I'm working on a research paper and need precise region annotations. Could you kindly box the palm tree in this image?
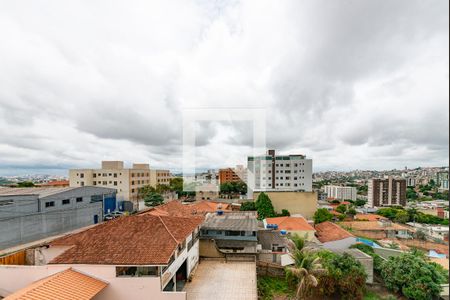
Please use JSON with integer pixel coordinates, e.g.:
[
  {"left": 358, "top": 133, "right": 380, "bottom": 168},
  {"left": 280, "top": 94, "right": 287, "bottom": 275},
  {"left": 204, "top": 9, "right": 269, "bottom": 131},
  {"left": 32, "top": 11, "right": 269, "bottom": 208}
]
[{"left": 286, "top": 235, "right": 325, "bottom": 299}]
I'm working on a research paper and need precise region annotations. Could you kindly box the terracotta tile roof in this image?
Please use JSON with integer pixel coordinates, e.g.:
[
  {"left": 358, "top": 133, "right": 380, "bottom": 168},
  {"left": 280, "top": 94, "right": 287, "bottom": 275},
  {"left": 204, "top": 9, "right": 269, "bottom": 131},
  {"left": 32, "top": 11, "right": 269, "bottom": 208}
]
[
  {"left": 4, "top": 268, "right": 108, "bottom": 300},
  {"left": 339, "top": 221, "right": 412, "bottom": 231},
  {"left": 354, "top": 214, "right": 387, "bottom": 221},
  {"left": 37, "top": 180, "right": 70, "bottom": 187},
  {"left": 315, "top": 221, "right": 354, "bottom": 243},
  {"left": 266, "top": 216, "right": 315, "bottom": 231},
  {"left": 146, "top": 200, "right": 230, "bottom": 217},
  {"left": 330, "top": 210, "right": 343, "bottom": 216},
  {"left": 49, "top": 214, "right": 203, "bottom": 265},
  {"left": 189, "top": 201, "right": 231, "bottom": 214}
]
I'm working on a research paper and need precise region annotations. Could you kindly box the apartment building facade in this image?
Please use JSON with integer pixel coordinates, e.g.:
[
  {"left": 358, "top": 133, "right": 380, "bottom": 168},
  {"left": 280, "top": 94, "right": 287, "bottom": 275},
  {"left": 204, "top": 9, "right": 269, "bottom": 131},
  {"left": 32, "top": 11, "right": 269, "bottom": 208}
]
[
  {"left": 367, "top": 176, "right": 406, "bottom": 207},
  {"left": 323, "top": 185, "right": 357, "bottom": 201},
  {"left": 219, "top": 165, "right": 247, "bottom": 184},
  {"left": 69, "top": 161, "right": 170, "bottom": 208},
  {"left": 247, "top": 149, "right": 312, "bottom": 192}
]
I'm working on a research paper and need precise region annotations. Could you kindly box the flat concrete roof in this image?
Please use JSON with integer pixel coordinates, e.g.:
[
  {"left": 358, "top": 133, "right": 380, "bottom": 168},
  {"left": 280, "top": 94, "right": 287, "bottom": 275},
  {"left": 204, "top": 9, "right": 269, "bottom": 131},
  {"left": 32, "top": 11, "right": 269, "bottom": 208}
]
[
  {"left": 184, "top": 260, "right": 257, "bottom": 300},
  {"left": 202, "top": 212, "right": 258, "bottom": 231}
]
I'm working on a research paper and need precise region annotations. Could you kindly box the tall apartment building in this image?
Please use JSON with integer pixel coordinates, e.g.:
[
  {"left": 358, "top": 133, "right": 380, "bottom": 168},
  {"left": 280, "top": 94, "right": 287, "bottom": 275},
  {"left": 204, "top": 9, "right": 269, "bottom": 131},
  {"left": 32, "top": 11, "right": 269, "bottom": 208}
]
[
  {"left": 436, "top": 171, "right": 449, "bottom": 191},
  {"left": 367, "top": 176, "right": 406, "bottom": 208},
  {"left": 219, "top": 165, "right": 247, "bottom": 184},
  {"left": 69, "top": 161, "right": 170, "bottom": 207},
  {"left": 247, "top": 149, "right": 312, "bottom": 192},
  {"left": 323, "top": 185, "right": 357, "bottom": 201}
]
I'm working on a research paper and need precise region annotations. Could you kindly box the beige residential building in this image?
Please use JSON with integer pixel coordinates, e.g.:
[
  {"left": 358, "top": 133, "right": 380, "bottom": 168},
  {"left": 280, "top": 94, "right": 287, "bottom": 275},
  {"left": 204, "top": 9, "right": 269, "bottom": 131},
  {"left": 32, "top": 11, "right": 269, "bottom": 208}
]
[{"left": 69, "top": 161, "right": 170, "bottom": 207}]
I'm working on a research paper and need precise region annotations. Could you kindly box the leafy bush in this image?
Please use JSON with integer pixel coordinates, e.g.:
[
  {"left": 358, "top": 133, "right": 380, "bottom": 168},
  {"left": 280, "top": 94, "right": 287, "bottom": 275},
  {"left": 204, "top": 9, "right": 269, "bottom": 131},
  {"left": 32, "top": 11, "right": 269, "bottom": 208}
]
[
  {"left": 315, "top": 251, "right": 367, "bottom": 300},
  {"left": 313, "top": 208, "right": 333, "bottom": 224},
  {"left": 257, "top": 276, "right": 293, "bottom": 300},
  {"left": 240, "top": 201, "right": 256, "bottom": 211},
  {"left": 279, "top": 209, "right": 290, "bottom": 216},
  {"left": 336, "top": 204, "right": 347, "bottom": 214},
  {"left": 380, "top": 252, "right": 446, "bottom": 300}
]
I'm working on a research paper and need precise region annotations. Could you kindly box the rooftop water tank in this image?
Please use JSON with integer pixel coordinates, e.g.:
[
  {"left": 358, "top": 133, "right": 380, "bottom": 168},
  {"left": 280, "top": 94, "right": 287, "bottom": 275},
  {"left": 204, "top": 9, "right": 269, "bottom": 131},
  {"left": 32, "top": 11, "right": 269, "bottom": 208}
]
[
  {"left": 280, "top": 230, "right": 287, "bottom": 235},
  {"left": 217, "top": 210, "right": 224, "bottom": 215}
]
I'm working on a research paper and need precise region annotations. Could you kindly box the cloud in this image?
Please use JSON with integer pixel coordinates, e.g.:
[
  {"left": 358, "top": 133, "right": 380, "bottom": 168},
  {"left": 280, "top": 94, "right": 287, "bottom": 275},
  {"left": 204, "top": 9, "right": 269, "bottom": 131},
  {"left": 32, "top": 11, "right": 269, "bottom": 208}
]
[{"left": 0, "top": 0, "right": 448, "bottom": 175}]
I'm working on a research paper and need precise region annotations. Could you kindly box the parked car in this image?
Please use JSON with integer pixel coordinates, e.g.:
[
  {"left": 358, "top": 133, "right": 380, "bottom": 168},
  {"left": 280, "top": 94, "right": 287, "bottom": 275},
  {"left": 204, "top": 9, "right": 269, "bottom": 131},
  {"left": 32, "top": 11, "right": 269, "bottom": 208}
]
[
  {"left": 103, "top": 214, "right": 114, "bottom": 221},
  {"left": 111, "top": 211, "right": 124, "bottom": 218}
]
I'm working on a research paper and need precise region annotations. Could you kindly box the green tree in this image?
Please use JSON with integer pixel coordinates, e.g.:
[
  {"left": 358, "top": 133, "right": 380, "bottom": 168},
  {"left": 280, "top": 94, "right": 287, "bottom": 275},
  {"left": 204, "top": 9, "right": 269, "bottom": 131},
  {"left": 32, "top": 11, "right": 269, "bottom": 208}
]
[
  {"left": 406, "top": 187, "right": 418, "bottom": 200},
  {"left": 380, "top": 252, "right": 446, "bottom": 300},
  {"left": 313, "top": 208, "right": 333, "bottom": 224},
  {"left": 286, "top": 236, "right": 325, "bottom": 299},
  {"left": 255, "top": 193, "right": 276, "bottom": 220},
  {"left": 240, "top": 201, "right": 256, "bottom": 211},
  {"left": 169, "top": 177, "right": 183, "bottom": 193},
  {"left": 354, "top": 199, "right": 367, "bottom": 207},
  {"left": 17, "top": 181, "right": 35, "bottom": 187},
  {"left": 315, "top": 251, "right": 367, "bottom": 299},
  {"left": 138, "top": 185, "right": 156, "bottom": 199},
  {"left": 394, "top": 210, "right": 409, "bottom": 223},
  {"left": 155, "top": 184, "right": 170, "bottom": 194},
  {"left": 144, "top": 192, "right": 164, "bottom": 207},
  {"left": 336, "top": 204, "right": 347, "bottom": 214},
  {"left": 347, "top": 207, "right": 357, "bottom": 216}
]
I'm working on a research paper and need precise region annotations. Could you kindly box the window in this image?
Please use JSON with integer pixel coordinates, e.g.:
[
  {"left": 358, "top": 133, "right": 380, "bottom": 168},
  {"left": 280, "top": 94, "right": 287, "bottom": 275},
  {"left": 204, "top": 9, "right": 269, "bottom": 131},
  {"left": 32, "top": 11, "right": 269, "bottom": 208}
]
[
  {"left": 116, "top": 266, "right": 158, "bottom": 277},
  {"left": 76, "top": 197, "right": 83, "bottom": 203},
  {"left": 109, "top": 173, "right": 112, "bottom": 176},
  {"left": 81, "top": 182, "right": 84, "bottom": 186},
  {"left": 45, "top": 201, "right": 55, "bottom": 208},
  {"left": 90, "top": 195, "right": 103, "bottom": 203},
  {"left": 114, "top": 173, "right": 117, "bottom": 178},
  {"left": 225, "top": 231, "right": 242, "bottom": 236},
  {"left": 103, "top": 181, "right": 107, "bottom": 185},
  {"left": 62, "top": 199, "right": 70, "bottom": 205},
  {"left": 102, "top": 173, "right": 107, "bottom": 177},
  {"left": 93, "top": 182, "right": 97, "bottom": 186},
  {"left": 132, "top": 181, "right": 135, "bottom": 185},
  {"left": 80, "top": 173, "right": 84, "bottom": 178},
  {"left": 0, "top": 200, "right": 13, "bottom": 206},
  {"left": 114, "top": 181, "right": 117, "bottom": 186},
  {"left": 93, "top": 173, "right": 96, "bottom": 178}
]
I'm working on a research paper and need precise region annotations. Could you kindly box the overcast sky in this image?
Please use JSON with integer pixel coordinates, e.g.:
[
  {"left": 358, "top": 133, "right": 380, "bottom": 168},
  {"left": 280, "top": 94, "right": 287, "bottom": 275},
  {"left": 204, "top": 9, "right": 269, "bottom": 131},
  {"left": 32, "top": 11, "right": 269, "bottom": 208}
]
[{"left": 0, "top": 0, "right": 448, "bottom": 175}]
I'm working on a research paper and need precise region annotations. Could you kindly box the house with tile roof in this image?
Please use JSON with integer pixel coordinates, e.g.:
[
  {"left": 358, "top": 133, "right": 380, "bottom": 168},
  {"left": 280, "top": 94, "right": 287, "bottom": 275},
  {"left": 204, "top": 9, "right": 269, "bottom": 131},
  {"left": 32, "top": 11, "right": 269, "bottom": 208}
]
[
  {"left": 315, "top": 221, "right": 357, "bottom": 249},
  {"left": 339, "top": 219, "right": 413, "bottom": 240},
  {"left": 354, "top": 213, "right": 387, "bottom": 222},
  {"left": 146, "top": 200, "right": 231, "bottom": 218},
  {"left": 3, "top": 268, "right": 108, "bottom": 300},
  {"left": 264, "top": 216, "right": 316, "bottom": 241},
  {"left": 0, "top": 213, "right": 203, "bottom": 300}
]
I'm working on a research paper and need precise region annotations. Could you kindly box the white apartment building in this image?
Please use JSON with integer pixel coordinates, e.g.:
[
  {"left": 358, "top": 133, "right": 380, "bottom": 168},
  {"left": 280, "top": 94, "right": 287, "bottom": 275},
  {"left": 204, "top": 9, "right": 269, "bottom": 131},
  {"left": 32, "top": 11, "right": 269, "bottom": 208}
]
[
  {"left": 323, "top": 185, "right": 357, "bottom": 201},
  {"left": 247, "top": 149, "right": 312, "bottom": 192},
  {"left": 69, "top": 161, "right": 170, "bottom": 208},
  {"left": 406, "top": 177, "right": 417, "bottom": 187}
]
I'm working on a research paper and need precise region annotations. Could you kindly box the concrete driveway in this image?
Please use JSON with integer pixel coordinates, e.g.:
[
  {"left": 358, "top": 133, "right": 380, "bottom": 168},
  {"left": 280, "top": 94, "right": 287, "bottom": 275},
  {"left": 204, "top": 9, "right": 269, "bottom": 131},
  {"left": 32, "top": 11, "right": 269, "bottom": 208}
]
[{"left": 184, "top": 260, "right": 257, "bottom": 300}]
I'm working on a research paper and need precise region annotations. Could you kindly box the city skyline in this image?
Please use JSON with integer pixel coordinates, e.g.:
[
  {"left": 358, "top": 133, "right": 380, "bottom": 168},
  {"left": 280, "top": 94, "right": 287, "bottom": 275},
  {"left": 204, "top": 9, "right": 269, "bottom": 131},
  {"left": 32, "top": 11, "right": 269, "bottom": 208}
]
[{"left": 0, "top": 0, "right": 448, "bottom": 175}]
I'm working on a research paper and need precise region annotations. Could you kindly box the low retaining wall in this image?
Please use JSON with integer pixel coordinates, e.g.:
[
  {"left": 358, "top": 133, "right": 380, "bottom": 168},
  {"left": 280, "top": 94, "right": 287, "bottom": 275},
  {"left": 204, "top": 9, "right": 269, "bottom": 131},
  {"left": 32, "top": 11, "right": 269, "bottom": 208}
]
[{"left": 257, "top": 261, "right": 285, "bottom": 278}]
